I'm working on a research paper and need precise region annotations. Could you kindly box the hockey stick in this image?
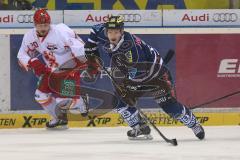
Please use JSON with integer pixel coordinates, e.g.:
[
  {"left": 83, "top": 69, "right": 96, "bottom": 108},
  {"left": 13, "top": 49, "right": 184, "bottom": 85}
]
[
  {"left": 163, "top": 49, "right": 175, "bottom": 65},
  {"left": 101, "top": 65, "right": 178, "bottom": 146},
  {"left": 138, "top": 109, "right": 178, "bottom": 146},
  {"left": 190, "top": 90, "right": 240, "bottom": 109}
]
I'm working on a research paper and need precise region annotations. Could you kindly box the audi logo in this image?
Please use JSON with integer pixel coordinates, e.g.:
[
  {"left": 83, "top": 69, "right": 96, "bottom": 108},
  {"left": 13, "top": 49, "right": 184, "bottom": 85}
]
[
  {"left": 118, "top": 14, "right": 141, "bottom": 22},
  {"left": 212, "top": 13, "right": 238, "bottom": 22},
  {"left": 17, "top": 14, "right": 34, "bottom": 23}
]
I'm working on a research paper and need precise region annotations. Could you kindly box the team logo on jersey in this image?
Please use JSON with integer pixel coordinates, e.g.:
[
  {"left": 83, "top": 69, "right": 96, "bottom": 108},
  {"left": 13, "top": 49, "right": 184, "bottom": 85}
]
[
  {"left": 47, "top": 43, "right": 58, "bottom": 51},
  {"left": 125, "top": 51, "right": 133, "bottom": 63},
  {"left": 26, "top": 41, "right": 38, "bottom": 57}
]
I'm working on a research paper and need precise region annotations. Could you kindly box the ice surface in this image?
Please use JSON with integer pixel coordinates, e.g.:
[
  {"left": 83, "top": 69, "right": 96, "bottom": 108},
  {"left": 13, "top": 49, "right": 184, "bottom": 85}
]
[{"left": 0, "top": 126, "right": 239, "bottom": 160}]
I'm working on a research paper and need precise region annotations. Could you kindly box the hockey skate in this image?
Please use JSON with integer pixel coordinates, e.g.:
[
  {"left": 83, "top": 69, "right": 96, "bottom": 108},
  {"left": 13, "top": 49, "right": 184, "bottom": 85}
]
[
  {"left": 191, "top": 123, "right": 205, "bottom": 140},
  {"left": 46, "top": 119, "right": 68, "bottom": 130},
  {"left": 80, "top": 94, "right": 89, "bottom": 117},
  {"left": 56, "top": 95, "right": 89, "bottom": 117},
  {"left": 127, "top": 123, "right": 153, "bottom": 140}
]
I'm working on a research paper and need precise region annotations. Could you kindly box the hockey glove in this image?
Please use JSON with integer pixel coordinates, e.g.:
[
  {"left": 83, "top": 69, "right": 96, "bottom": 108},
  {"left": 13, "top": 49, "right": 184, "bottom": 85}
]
[{"left": 28, "top": 58, "right": 51, "bottom": 77}]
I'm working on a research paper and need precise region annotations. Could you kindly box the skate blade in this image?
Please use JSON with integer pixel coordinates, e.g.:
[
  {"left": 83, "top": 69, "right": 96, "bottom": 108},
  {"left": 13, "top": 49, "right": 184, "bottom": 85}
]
[
  {"left": 46, "top": 125, "right": 69, "bottom": 130},
  {"left": 128, "top": 134, "right": 153, "bottom": 140}
]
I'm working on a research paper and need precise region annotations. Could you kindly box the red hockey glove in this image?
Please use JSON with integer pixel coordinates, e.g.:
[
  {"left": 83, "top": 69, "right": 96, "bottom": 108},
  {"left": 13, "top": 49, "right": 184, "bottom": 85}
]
[{"left": 28, "top": 58, "right": 51, "bottom": 77}]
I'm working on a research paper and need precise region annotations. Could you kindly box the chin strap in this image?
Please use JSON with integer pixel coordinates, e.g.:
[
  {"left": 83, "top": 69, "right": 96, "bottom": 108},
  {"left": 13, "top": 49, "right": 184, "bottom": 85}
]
[{"left": 109, "top": 35, "right": 125, "bottom": 52}]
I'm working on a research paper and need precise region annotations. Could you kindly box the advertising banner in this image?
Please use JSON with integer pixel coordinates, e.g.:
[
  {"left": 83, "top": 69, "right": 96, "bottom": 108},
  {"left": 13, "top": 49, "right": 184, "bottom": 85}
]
[
  {"left": 1, "top": 9, "right": 240, "bottom": 28},
  {"left": 24, "top": 0, "right": 231, "bottom": 10},
  {"left": 0, "top": 112, "right": 239, "bottom": 129},
  {"left": 9, "top": 33, "right": 240, "bottom": 110},
  {"left": 163, "top": 9, "right": 240, "bottom": 27},
  {"left": 176, "top": 34, "right": 240, "bottom": 108},
  {"left": 10, "top": 34, "right": 175, "bottom": 110},
  {"left": 64, "top": 10, "right": 162, "bottom": 27},
  {"left": 0, "top": 11, "right": 63, "bottom": 28},
  {"left": 5, "top": 31, "right": 240, "bottom": 111}
]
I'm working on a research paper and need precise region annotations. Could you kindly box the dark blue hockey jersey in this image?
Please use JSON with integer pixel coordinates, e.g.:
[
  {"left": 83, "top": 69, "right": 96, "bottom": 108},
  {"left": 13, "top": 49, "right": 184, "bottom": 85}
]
[{"left": 86, "top": 23, "right": 163, "bottom": 82}]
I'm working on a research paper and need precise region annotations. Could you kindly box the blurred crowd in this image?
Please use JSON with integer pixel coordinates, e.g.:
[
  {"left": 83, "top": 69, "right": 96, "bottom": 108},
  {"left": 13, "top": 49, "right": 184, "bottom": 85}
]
[{"left": 0, "top": 0, "right": 33, "bottom": 10}]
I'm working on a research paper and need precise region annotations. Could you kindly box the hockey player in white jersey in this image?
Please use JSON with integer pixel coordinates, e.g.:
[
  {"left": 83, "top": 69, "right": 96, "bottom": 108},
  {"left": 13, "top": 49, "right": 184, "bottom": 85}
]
[{"left": 17, "top": 9, "right": 88, "bottom": 129}]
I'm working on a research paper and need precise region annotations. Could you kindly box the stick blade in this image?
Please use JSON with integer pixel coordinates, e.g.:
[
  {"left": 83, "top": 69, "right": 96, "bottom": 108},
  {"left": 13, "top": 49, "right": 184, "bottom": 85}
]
[{"left": 171, "top": 138, "right": 178, "bottom": 146}]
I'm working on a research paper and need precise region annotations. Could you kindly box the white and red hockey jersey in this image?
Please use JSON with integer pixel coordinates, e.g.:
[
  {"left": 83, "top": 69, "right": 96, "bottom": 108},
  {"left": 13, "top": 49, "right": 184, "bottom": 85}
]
[{"left": 17, "top": 23, "right": 85, "bottom": 71}]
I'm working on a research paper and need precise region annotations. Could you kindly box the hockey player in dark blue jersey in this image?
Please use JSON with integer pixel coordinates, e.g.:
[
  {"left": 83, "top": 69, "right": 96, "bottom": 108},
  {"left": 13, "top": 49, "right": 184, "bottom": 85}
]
[{"left": 85, "top": 16, "right": 205, "bottom": 140}]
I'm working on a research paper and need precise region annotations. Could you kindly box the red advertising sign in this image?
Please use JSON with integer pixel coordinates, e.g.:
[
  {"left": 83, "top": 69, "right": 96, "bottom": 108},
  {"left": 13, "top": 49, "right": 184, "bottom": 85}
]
[{"left": 176, "top": 34, "right": 240, "bottom": 108}]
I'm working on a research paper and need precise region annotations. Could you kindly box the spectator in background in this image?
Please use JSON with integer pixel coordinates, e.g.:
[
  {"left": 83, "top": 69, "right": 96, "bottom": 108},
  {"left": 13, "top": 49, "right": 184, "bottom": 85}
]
[
  {"left": 0, "top": 0, "right": 15, "bottom": 9},
  {"left": 12, "top": 0, "right": 33, "bottom": 10},
  {"left": 31, "top": 0, "right": 48, "bottom": 9},
  {"left": 0, "top": 0, "right": 32, "bottom": 10},
  {"left": 229, "top": 0, "right": 240, "bottom": 8}
]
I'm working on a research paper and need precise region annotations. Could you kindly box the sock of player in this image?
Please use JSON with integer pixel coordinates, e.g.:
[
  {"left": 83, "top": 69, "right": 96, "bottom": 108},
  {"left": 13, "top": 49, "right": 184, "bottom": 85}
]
[
  {"left": 41, "top": 98, "right": 58, "bottom": 120},
  {"left": 35, "top": 90, "right": 58, "bottom": 120},
  {"left": 161, "top": 101, "right": 198, "bottom": 128},
  {"left": 116, "top": 106, "right": 141, "bottom": 127}
]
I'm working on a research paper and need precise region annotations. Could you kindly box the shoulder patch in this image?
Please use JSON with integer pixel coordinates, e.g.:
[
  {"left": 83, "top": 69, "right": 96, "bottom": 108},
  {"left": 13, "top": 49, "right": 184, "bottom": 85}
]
[
  {"left": 133, "top": 35, "right": 142, "bottom": 46},
  {"left": 93, "top": 23, "right": 105, "bottom": 33}
]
